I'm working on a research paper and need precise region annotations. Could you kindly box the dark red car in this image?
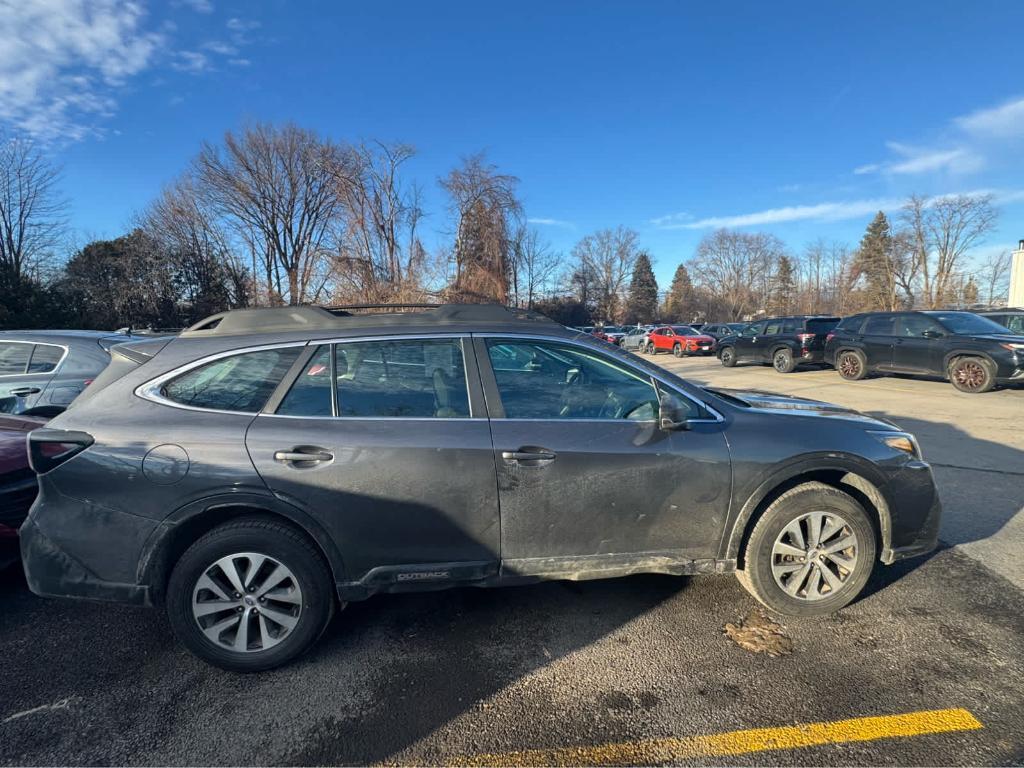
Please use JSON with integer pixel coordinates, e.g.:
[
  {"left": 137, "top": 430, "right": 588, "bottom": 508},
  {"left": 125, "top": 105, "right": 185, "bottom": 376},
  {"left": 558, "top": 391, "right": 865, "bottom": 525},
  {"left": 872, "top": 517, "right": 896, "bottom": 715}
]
[
  {"left": 0, "top": 414, "right": 46, "bottom": 569},
  {"left": 644, "top": 325, "right": 717, "bottom": 357}
]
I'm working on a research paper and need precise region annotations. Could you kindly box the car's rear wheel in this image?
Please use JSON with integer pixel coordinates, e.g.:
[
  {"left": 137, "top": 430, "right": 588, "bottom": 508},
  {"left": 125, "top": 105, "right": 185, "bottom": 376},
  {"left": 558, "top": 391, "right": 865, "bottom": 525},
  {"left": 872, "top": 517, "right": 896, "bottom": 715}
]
[
  {"left": 167, "top": 517, "right": 335, "bottom": 672},
  {"left": 772, "top": 348, "right": 795, "bottom": 373},
  {"left": 836, "top": 350, "right": 867, "bottom": 381},
  {"left": 948, "top": 356, "right": 996, "bottom": 394},
  {"left": 737, "top": 482, "right": 876, "bottom": 616},
  {"left": 673, "top": 343, "right": 684, "bottom": 358}
]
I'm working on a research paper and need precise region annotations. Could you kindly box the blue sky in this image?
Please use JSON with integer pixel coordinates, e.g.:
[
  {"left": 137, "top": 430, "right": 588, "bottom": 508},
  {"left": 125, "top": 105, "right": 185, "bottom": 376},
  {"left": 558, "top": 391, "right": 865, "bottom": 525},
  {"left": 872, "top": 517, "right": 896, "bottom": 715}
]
[{"left": 3, "top": 0, "right": 1023, "bottom": 286}]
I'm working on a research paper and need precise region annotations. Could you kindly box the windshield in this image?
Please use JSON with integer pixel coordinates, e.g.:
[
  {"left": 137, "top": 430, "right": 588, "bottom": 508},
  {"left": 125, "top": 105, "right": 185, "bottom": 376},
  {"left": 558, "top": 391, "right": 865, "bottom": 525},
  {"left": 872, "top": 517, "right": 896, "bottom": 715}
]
[
  {"left": 929, "top": 312, "right": 1011, "bottom": 335},
  {"left": 602, "top": 326, "right": 622, "bottom": 333}
]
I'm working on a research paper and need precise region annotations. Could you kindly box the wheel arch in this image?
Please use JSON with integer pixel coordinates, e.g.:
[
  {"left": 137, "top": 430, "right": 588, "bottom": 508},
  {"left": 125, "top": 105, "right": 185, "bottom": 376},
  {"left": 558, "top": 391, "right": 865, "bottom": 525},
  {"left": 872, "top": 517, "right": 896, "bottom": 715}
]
[
  {"left": 724, "top": 462, "right": 892, "bottom": 568},
  {"left": 138, "top": 490, "right": 346, "bottom": 605},
  {"left": 942, "top": 349, "right": 998, "bottom": 374}
]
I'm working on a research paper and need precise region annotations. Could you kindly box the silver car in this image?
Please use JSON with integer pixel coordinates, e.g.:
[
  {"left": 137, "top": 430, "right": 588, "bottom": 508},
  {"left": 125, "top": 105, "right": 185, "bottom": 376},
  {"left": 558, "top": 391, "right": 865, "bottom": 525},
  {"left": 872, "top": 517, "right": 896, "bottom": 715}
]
[{"left": 621, "top": 325, "right": 655, "bottom": 351}]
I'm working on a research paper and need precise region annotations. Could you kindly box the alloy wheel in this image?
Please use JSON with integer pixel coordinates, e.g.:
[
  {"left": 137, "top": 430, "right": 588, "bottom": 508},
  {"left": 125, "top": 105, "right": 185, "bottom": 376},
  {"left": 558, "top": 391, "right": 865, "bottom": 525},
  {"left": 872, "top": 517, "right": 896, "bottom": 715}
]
[
  {"left": 952, "top": 360, "right": 986, "bottom": 391},
  {"left": 774, "top": 351, "right": 789, "bottom": 371},
  {"left": 839, "top": 353, "right": 861, "bottom": 378},
  {"left": 191, "top": 552, "right": 303, "bottom": 653},
  {"left": 770, "top": 512, "right": 859, "bottom": 601}
]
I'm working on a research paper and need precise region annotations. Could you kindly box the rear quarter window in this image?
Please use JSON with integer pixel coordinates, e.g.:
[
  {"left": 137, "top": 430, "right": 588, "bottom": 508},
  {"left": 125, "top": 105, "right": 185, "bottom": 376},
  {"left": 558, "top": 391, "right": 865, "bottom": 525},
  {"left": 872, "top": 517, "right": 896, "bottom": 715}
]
[
  {"left": 806, "top": 318, "right": 840, "bottom": 334},
  {"left": 160, "top": 348, "right": 301, "bottom": 413}
]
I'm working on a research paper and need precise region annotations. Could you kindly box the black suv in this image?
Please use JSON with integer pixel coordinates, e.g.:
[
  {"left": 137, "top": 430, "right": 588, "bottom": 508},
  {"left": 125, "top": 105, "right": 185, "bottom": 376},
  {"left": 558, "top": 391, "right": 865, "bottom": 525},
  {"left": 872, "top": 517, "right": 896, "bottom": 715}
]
[
  {"left": 716, "top": 315, "right": 840, "bottom": 373},
  {"left": 22, "top": 304, "right": 940, "bottom": 670},
  {"left": 824, "top": 310, "right": 1024, "bottom": 393}
]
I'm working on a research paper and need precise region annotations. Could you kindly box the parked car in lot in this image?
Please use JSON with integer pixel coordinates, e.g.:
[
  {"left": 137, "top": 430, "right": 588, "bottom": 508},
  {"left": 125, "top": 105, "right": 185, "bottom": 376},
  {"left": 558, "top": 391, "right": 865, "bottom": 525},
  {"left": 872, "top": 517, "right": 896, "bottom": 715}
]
[
  {"left": 594, "top": 325, "right": 627, "bottom": 345},
  {"left": 979, "top": 308, "right": 1024, "bottom": 335},
  {"left": 825, "top": 310, "right": 1024, "bottom": 393},
  {"left": 644, "top": 325, "right": 716, "bottom": 356},
  {"left": 702, "top": 322, "right": 746, "bottom": 339},
  {"left": 620, "top": 324, "right": 655, "bottom": 351},
  {"left": 22, "top": 303, "right": 941, "bottom": 671},
  {"left": 717, "top": 315, "right": 840, "bottom": 372},
  {"left": 0, "top": 330, "right": 136, "bottom": 415},
  {"left": 0, "top": 414, "right": 48, "bottom": 570}
]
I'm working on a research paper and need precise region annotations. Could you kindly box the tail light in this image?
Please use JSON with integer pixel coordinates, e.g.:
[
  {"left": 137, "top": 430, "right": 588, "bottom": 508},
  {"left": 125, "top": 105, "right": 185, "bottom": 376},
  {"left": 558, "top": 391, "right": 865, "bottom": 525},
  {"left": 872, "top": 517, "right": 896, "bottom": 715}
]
[
  {"left": 28, "top": 428, "right": 94, "bottom": 474},
  {"left": 797, "top": 333, "right": 815, "bottom": 344},
  {"left": 825, "top": 332, "right": 835, "bottom": 343}
]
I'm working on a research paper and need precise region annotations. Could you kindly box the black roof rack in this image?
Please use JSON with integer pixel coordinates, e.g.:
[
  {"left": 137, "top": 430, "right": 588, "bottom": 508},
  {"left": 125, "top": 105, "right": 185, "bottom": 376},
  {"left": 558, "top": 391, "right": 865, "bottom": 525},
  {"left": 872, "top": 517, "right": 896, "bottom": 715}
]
[{"left": 180, "top": 303, "right": 557, "bottom": 337}]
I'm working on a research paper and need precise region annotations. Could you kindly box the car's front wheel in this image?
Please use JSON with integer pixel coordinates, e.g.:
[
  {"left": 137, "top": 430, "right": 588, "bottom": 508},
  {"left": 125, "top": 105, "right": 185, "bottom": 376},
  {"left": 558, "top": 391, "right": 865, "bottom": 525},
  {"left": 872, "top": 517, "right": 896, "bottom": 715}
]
[
  {"left": 948, "top": 356, "right": 996, "bottom": 394},
  {"left": 737, "top": 482, "right": 876, "bottom": 616},
  {"left": 167, "top": 517, "right": 335, "bottom": 672},
  {"left": 673, "top": 343, "right": 684, "bottom": 358},
  {"left": 720, "top": 346, "right": 737, "bottom": 367},
  {"left": 836, "top": 350, "right": 868, "bottom": 381},
  {"left": 646, "top": 342, "right": 657, "bottom": 355}
]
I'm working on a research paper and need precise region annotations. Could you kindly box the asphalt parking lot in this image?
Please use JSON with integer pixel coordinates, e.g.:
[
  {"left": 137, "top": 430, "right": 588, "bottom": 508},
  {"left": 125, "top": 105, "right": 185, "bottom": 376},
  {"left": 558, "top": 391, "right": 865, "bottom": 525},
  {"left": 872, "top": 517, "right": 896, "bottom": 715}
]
[{"left": 2, "top": 356, "right": 1023, "bottom": 766}]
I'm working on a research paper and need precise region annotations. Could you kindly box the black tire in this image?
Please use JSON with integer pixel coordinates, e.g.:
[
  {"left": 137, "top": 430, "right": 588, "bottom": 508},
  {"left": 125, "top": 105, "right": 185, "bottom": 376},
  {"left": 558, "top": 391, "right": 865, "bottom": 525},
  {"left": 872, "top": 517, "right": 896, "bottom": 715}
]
[
  {"left": 836, "top": 349, "right": 868, "bottom": 381},
  {"left": 772, "top": 347, "right": 795, "bottom": 373},
  {"left": 646, "top": 342, "right": 657, "bottom": 355},
  {"left": 167, "top": 517, "right": 335, "bottom": 672},
  {"left": 720, "top": 346, "right": 737, "bottom": 367},
  {"left": 737, "top": 482, "right": 876, "bottom": 616},
  {"left": 672, "top": 343, "right": 684, "bottom": 358},
  {"left": 948, "top": 356, "right": 996, "bottom": 394}
]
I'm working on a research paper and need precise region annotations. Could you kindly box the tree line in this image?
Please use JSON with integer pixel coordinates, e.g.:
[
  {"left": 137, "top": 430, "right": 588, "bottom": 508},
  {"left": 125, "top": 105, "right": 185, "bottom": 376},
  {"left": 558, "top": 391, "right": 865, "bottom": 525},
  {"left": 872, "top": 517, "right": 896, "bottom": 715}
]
[{"left": 0, "top": 124, "right": 1013, "bottom": 332}]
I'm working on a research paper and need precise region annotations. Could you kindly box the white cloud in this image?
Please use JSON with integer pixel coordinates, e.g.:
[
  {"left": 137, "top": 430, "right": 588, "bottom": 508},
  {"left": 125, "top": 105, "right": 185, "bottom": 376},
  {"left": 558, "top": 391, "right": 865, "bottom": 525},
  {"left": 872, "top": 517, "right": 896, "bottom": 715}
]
[
  {"left": 0, "top": 0, "right": 163, "bottom": 141},
  {"left": 650, "top": 211, "right": 693, "bottom": 227},
  {"left": 172, "top": 51, "right": 209, "bottom": 73},
  {"left": 227, "top": 17, "right": 260, "bottom": 33},
  {"left": 671, "top": 189, "right": 1024, "bottom": 231},
  {"left": 527, "top": 217, "right": 573, "bottom": 228},
  {"left": 202, "top": 40, "right": 238, "bottom": 55},
  {"left": 228, "top": 58, "right": 251, "bottom": 67},
  {"left": 955, "top": 96, "right": 1024, "bottom": 139},
  {"left": 181, "top": 0, "right": 213, "bottom": 12},
  {"left": 885, "top": 142, "right": 984, "bottom": 175}
]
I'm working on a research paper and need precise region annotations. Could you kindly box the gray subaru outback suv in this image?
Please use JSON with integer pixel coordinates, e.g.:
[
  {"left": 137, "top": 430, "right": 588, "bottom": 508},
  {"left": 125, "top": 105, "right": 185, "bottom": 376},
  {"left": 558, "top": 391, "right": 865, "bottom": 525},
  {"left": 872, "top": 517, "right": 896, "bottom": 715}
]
[{"left": 21, "top": 304, "right": 941, "bottom": 671}]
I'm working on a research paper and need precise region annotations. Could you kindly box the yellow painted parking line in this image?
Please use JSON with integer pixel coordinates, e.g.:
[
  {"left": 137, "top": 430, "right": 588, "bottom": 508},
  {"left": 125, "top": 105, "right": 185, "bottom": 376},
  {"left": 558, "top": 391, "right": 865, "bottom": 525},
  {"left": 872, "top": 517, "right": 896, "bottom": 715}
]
[{"left": 460, "top": 708, "right": 982, "bottom": 766}]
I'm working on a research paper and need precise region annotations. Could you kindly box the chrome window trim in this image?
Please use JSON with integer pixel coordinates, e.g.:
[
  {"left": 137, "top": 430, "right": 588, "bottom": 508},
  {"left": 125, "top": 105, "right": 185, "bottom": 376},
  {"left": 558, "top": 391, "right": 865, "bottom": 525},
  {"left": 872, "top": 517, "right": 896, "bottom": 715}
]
[
  {"left": 0, "top": 340, "right": 69, "bottom": 378},
  {"left": 478, "top": 332, "right": 725, "bottom": 424},
  {"left": 135, "top": 341, "right": 309, "bottom": 415}
]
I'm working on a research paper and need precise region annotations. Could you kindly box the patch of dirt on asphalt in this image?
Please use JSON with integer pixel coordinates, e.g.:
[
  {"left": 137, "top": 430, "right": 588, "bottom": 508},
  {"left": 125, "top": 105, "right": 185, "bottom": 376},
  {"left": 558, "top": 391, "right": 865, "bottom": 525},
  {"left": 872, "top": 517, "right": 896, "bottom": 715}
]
[{"left": 724, "top": 610, "right": 793, "bottom": 656}]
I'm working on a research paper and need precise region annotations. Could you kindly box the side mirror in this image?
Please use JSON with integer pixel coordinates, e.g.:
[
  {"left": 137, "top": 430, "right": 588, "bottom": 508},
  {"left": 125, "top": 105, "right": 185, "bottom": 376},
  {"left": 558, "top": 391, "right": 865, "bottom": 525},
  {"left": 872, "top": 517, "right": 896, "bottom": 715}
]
[{"left": 659, "top": 391, "right": 691, "bottom": 431}]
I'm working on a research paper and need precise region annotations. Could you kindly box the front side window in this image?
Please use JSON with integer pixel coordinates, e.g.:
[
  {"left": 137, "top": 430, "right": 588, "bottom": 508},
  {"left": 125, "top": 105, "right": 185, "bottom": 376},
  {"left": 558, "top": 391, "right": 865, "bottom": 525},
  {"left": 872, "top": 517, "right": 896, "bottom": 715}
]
[
  {"left": 335, "top": 338, "right": 469, "bottom": 418},
  {"left": 486, "top": 339, "right": 659, "bottom": 421},
  {"left": 161, "top": 348, "right": 301, "bottom": 412},
  {"left": 930, "top": 312, "right": 1012, "bottom": 336},
  {"left": 896, "top": 314, "right": 943, "bottom": 338},
  {"left": 0, "top": 343, "right": 31, "bottom": 375},
  {"left": 28, "top": 344, "right": 64, "bottom": 373},
  {"left": 742, "top": 323, "right": 764, "bottom": 337}
]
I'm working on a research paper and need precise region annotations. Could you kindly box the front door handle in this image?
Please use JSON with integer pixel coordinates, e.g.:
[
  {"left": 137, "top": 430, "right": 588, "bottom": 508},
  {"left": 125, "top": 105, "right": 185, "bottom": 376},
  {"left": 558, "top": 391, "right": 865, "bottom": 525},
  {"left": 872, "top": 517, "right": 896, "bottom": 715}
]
[
  {"left": 274, "top": 449, "right": 334, "bottom": 464},
  {"left": 10, "top": 387, "right": 41, "bottom": 396},
  {"left": 502, "top": 449, "right": 556, "bottom": 462}
]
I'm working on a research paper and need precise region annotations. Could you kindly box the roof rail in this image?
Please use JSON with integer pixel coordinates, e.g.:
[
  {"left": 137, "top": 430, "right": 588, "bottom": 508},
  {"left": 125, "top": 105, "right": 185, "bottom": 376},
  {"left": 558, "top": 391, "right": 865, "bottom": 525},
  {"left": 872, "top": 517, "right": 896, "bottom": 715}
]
[{"left": 180, "top": 303, "right": 557, "bottom": 337}]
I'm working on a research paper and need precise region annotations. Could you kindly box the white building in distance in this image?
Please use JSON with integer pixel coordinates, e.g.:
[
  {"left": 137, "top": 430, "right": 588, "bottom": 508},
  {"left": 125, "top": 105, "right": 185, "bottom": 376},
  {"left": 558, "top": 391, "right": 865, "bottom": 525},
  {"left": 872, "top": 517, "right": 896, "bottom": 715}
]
[{"left": 1010, "top": 239, "right": 1024, "bottom": 307}]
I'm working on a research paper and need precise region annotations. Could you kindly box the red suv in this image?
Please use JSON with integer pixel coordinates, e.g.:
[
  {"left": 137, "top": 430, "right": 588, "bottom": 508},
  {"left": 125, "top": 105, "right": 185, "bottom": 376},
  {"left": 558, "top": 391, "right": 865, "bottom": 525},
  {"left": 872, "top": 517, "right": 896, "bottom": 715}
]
[{"left": 644, "top": 326, "right": 716, "bottom": 357}]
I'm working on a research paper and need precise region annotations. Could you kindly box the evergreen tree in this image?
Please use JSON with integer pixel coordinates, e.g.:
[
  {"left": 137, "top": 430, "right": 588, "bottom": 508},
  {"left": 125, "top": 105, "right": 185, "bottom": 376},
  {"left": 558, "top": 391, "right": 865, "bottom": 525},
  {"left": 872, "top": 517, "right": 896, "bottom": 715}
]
[
  {"left": 625, "top": 251, "right": 658, "bottom": 323},
  {"left": 769, "top": 255, "right": 797, "bottom": 314},
  {"left": 963, "top": 276, "right": 979, "bottom": 306},
  {"left": 663, "top": 263, "right": 694, "bottom": 322},
  {"left": 854, "top": 212, "right": 898, "bottom": 310}
]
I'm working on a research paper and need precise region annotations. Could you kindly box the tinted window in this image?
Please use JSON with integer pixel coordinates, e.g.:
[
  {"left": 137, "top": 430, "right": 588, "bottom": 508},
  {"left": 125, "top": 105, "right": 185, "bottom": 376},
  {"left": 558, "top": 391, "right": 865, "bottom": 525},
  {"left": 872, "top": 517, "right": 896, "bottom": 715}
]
[
  {"left": 895, "top": 314, "right": 942, "bottom": 338},
  {"left": 782, "top": 319, "right": 799, "bottom": 334},
  {"left": 672, "top": 326, "right": 697, "bottom": 335},
  {"left": 764, "top": 321, "right": 783, "bottom": 335},
  {"left": 335, "top": 338, "right": 469, "bottom": 418},
  {"left": 1004, "top": 316, "right": 1024, "bottom": 333},
  {"left": 930, "top": 312, "right": 1013, "bottom": 336},
  {"left": 836, "top": 316, "right": 864, "bottom": 333},
  {"left": 28, "top": 344, "right": 65, "bottom": 373},
  {"left": 806, "top": 318, "right": 840, "bottom": 334},
  {"left": 487, "top": 339, "right": 659, "bottom": 421},
  {"left": 742, "top": 323, "right": 764, "bottom": 337},
  {"left": 276, "top": 346, "right": 332, "bottom": 417},
  {"left": 162, "top": 348, "right": 300, "bottom": 412},
  {"left": 0, "top": 343, "right": 30, "bottom": 375},
  {"left": 863, "top": 316, "right": 895, "bottom": 336}
]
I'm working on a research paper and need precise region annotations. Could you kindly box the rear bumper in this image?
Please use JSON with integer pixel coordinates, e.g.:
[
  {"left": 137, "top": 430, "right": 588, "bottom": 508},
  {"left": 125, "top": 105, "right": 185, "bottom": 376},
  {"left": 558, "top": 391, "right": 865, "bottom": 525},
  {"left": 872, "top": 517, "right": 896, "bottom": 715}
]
[{"left": 19, "top": 518, "right": 151, "bottom": 606}]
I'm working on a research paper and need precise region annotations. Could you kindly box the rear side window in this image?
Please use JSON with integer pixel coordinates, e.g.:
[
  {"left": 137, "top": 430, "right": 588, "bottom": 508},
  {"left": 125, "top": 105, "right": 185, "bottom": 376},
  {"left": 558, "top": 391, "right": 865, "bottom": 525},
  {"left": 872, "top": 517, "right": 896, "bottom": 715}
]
[
  {"left": 764, "top": 321, "right": 783, "bottom": 335},
  {"left": 335, "top": 338, "right": 470, "bottom": 418},
  {"left": 0, "top": 343, "right": 31, "bottom": 375},
  {"left": 782, "top": 319, "right": 799, "bottom": 334},
  {"left": 161, "top": 348, "right": 301, "bottom": 413},
  {"left": 28, "top": 344, "right": 65, "bottom": 373},
  {"left": 836, "top": 316, "right": 864, "bottom": 333}
]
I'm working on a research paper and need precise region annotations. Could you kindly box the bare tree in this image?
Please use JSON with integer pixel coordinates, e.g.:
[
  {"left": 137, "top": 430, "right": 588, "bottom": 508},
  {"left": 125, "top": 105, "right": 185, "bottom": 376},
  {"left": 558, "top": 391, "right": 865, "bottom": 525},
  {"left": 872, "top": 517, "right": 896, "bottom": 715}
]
[
  {"left": 691, "top": 229, "right": 784, "bottom": 319},
  {"left": 195, "top": 123, "right": 349, "bottom": 305},
  {"left": 975, "top": 250, "right": 1012, "bottom": 306},
  {"left": 571, "top": 226, "right": 640, "bottom": 322},
  {"left": 510, "top": 225, "right": 560, "bottom": 308},
  {"left": 440, "top": 153, "right": 522, "bottom": 303},
  {"left": 332, "top": 142, "right": 433, "bottom": 303},
  {"left": 902, "top": 193, "right": 998, "bottom": 309},
  {"left": 0, "top": 135, "right": 66, "bottom": 280}
]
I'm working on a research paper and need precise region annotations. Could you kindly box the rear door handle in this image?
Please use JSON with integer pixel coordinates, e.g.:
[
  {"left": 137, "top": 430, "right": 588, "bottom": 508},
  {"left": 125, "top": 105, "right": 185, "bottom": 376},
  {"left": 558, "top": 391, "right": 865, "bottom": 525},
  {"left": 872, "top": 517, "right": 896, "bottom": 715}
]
[
  {"left": 10, "top": 387, "right": 41, "bottom": 396},
  {"left": 274, "top": 449, "right": 334, "bottom": 464},
  {"left": 502, "top": 449, "right": 556, "bottom": 462}
]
